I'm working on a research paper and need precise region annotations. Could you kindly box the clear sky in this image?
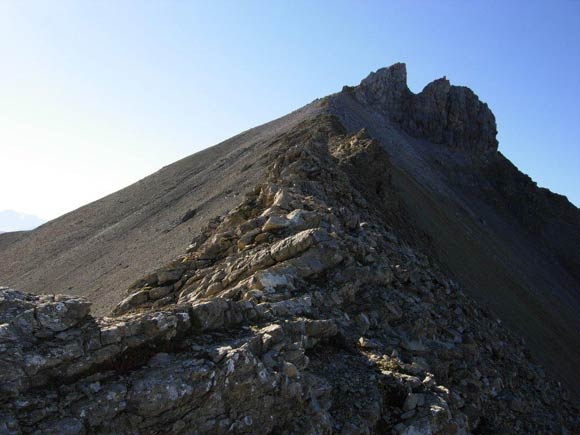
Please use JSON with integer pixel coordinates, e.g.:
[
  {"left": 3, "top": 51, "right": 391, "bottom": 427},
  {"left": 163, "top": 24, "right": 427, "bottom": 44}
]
[{"left": 1, "top": 1, "right": 579, "bottom": 221}]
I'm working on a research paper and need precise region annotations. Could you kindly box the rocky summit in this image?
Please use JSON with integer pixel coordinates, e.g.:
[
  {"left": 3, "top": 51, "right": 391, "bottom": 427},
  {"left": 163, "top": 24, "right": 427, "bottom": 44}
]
[{"left": 1, "top": 65, "right": 579, "bottom": 434}]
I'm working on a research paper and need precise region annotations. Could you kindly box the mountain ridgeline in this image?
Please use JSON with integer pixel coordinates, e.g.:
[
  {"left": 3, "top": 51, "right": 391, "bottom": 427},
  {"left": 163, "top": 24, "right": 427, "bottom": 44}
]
[{"left": 0, "top": 64, "right": 578, "bottom": 434}]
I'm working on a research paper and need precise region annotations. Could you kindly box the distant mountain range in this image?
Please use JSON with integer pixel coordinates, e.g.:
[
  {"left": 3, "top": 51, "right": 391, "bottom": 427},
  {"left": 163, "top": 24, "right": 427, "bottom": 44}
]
[{"left": 0, "top": 210, "right": 45, "bottom": 232}]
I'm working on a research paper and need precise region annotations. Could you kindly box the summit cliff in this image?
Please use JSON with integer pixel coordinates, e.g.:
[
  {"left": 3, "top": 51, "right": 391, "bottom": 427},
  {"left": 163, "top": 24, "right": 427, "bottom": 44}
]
[
  {"left": 0, "top": 64, "right": 578, "bottom": 434},
  {"left": 349, "top": 63, "right": 497, "bottom": 154}
]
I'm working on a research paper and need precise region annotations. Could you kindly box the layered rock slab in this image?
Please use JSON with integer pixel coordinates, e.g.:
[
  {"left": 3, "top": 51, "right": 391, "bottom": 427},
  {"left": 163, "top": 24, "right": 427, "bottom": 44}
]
[{"left": 1, "top": 116, "right": 577, "bottom": 434}]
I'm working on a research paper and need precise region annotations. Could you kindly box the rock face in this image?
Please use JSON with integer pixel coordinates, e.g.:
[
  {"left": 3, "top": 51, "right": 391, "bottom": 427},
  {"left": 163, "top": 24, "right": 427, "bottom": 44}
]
[
  {"left": 1, "top": 116, "right": 577, "bottom": 434},
  {"left": 1, "top": 63, "right": 578, "bottom": 405},
  {"left": 352, "top": 63, "right": 498, "bottom": 155},
  {"left": 0, "top": 101, "right": 326, "bottom": 316},
  {"left": 331, "top": 65, "right": 580, "bottom": 399}
]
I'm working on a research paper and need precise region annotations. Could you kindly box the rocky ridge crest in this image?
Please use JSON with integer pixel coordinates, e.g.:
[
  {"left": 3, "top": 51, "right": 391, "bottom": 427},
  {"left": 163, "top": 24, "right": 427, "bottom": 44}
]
[
  {"left": 349, "top": 63, "right": 498, "bottom": 155},
  {"left": 1, "top": 116, "right": 577, "bottom": 434}
]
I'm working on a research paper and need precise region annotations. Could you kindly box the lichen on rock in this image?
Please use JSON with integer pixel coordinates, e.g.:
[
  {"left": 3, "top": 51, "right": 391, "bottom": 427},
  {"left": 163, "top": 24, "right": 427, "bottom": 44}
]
[{"left": 0, "top": 115, "right": 577, "bottom": 434}]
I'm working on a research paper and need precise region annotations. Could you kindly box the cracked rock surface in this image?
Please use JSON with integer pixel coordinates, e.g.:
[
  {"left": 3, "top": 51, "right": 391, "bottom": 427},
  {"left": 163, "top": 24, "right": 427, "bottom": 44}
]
[{"left": 1, "top": 116, "right": 577, "bottom": 434}]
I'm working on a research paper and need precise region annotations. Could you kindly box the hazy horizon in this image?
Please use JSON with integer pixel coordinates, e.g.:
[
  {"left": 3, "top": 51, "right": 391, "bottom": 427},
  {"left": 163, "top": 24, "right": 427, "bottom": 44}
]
[
  {"left": 0, "top": 209, "right": 45, "bottom": 232},
  {"left": 1, "top": 1, "right": 579, "bottom": 222}
]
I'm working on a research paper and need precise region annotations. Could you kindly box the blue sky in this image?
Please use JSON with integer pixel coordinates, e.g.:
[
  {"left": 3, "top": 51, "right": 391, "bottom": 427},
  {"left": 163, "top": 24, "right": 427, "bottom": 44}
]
[{"left": 1, "top": 1, "right": 579, "bottom": 221}]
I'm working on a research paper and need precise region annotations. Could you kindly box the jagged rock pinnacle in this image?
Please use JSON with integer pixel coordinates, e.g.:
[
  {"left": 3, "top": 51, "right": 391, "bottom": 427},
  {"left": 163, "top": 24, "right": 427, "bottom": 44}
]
[
  {"left": 352, "top": 63, "right": 498, "bottom": 155},
  {"left": 356, "top": 63, "right": 410, "bottom": 108}
]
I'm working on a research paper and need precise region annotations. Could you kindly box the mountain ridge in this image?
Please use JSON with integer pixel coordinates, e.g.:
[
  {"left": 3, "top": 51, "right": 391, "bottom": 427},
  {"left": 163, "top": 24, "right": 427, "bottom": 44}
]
[
  {"left": 346, "top": 63, "right": 497, "bottom": 155},
  {"left": 326, "top": 67, "right": 580, "bottom": 398},
  {"left": 0, "top": 64, "right": 578, "bottom": 433}
]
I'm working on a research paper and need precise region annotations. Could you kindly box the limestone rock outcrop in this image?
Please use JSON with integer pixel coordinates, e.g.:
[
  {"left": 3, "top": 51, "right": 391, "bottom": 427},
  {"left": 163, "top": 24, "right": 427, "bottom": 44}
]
[
  {"left": 1, "top": 116, "right": 577, "bottom": 434},
  {"left": 352, "top": 63, "right": 498, "bottom": 154}
]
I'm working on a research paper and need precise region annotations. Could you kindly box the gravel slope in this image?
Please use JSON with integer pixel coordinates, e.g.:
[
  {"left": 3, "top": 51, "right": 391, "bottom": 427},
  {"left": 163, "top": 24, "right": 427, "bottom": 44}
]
[
  {"left": 0, "top": 102, "right": 326, "bottom": 315},
  {"left": 0, "top": 64, "right": 578, "bottom": 399}
]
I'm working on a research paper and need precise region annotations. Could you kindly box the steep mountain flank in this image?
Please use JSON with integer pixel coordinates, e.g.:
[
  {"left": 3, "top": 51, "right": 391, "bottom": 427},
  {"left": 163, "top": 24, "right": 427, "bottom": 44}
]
[
  {"left": 0, "top": 103, "right": 326, "bottom": 316},
  {"left": 1, "top": 64, "right": 579, "bottom": 433},
  {"left": 1, "top": 117, "right": 577, "bottom": 434},
  {"left": 326, "top": 65, "right": 580, "bottom": 397}
]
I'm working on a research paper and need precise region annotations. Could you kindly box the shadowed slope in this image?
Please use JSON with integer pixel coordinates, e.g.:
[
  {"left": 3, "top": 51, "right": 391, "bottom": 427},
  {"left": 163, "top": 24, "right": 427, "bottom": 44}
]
[
  {"left": 0, "top": 63, "right": 578, "bottom": 400},
  {"left": 1, "top": 116, "right": 576, "bottom": 434},
  {"left": 327, "top": 64, "right": 580, "bottom": 397}
]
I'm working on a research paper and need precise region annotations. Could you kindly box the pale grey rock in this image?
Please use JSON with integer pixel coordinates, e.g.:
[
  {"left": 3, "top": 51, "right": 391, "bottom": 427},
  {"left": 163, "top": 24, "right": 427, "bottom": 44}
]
[
  {"left": 35, "top": 296, "right": 91, "bottom": 333},
  {"left": 1, "top": 116, "right": 576, "bottom": 435},
  {"left": 149, "top": 285, "right": 173, "bottom": 300},
  {"left": 262, "top": 215, "right": 290, "bottom": 232},
  {"left": 113, "top": 290, "right": 148, "bottom": 314},
  {"left": 157, "top": 269, "right": 183, "bottom": 285}
]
